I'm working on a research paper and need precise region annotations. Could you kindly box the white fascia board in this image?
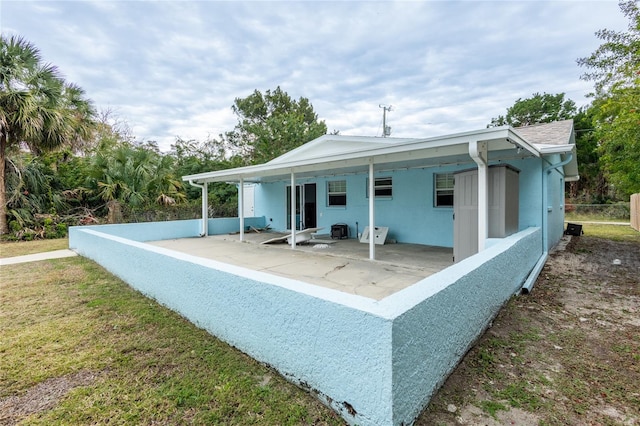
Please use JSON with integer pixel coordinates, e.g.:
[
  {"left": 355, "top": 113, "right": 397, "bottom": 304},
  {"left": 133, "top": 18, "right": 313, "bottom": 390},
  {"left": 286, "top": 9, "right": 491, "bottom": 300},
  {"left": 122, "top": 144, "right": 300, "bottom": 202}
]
[
  {"left": 284, "top": 127, "right": 515, "bottom": 166},
  {"left": 182, "top": 126, "right": 534, "bottom": 184},
  {"left": 183, "top": 164, "right": 266, "bottom": 183},
  {"left": 536, "top": 143, "right": 575, "bottom": 155},
  {"left": 184, "top": 141, "right": 471, "bottom": 184}
]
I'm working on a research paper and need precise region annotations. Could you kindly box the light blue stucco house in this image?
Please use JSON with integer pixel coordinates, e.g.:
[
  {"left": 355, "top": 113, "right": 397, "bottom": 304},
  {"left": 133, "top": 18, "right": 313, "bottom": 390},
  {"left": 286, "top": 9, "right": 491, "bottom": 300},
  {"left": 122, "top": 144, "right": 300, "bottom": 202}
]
[
  {"left": 186, "top": 119, "right": 577, "bottom": 263},
  {"left": 70, "top": 120, "right": 577, "bottom": 426}
]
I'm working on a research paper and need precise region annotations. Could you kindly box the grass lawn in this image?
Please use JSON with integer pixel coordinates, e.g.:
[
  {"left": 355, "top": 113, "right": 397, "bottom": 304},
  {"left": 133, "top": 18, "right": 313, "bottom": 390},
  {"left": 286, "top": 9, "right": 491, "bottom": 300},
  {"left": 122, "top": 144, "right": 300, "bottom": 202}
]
[
  {"left": 0, "top": 245, "right": 343, "bottom": 425},
  {"left": 0, "top": 238, "right": 69, "bottom": 258},
  {"left": 578, "top": 223, "right": 639, "bottom": 242},
  {"left": 2, "top": 225, "right": 637, "bottom": 424}
]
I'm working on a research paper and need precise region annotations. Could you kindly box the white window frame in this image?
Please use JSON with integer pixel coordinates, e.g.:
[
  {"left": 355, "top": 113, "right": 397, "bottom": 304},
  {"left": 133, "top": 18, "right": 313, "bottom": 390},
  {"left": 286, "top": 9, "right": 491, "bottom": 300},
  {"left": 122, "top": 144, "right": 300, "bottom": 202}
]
[
  {"left": 366, "top": 177, "right": 393, "bottom": 198},
  {"left": 434, "top": 173, "right": 454, "bottom": 207},
  {"left": 327, "top": 180, "right": 347, "bottom": 206}
]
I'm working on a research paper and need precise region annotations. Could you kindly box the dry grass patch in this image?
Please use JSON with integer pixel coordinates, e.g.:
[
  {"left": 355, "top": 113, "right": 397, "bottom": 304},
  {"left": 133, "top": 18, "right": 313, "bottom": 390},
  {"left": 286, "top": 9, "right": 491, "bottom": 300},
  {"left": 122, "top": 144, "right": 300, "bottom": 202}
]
[{"left": 0, "top": 238, "right": 68, "bottom": 258}]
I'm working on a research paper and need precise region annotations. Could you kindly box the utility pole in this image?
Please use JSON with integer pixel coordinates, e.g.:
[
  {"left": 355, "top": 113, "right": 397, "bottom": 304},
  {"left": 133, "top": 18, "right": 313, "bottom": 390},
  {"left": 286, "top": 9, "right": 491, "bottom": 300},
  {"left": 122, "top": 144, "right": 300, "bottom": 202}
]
[{"left": 379, "top": 104, "right": 393, "bottom": 137}]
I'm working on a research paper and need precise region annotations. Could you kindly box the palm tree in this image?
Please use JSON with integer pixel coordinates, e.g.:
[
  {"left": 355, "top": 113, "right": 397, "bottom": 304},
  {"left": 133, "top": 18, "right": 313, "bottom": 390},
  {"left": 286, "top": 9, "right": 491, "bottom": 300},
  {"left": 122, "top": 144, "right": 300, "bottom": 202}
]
[
  {"left": 87, "top": 143, "right": 186, "bottom": 223},
  {"left": 0, "top": 35, "right": 95, "bottom": 234}
]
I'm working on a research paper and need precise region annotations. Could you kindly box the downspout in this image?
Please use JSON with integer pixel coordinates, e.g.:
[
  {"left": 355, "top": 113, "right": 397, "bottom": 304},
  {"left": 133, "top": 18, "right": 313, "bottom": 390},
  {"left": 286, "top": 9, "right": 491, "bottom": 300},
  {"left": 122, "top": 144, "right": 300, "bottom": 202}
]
[
  {"left": 368, "top": 159, "right": 375, "bottom": 260},
  {"left": 238, "top": 177, "right": 245, "bottom": 242},
  {"left": 290, "top": 171, "right": 296, "bottom": 249},
  {"left": 469, "top": 140, "right": 488, "bottom": 252},
  {"left": 521, "top": 153, "right": 573, "bottom": 294},
  {"left": 188, "top": 180, "right": 208, "bottom": 237}
]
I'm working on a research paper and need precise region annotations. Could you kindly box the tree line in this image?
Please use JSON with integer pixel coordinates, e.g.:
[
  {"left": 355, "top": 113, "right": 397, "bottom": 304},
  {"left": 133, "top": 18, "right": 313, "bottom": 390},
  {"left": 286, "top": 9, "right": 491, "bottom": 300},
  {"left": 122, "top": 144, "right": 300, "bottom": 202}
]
[
  {"left": 1, "top": 36, "right": 327, "bottom": 239},
  {"left": 490, "top": 1, "right": 638, "bottom": 202},
  {"left": 1, "top": 1, "right": 637, "bottom": 239}
]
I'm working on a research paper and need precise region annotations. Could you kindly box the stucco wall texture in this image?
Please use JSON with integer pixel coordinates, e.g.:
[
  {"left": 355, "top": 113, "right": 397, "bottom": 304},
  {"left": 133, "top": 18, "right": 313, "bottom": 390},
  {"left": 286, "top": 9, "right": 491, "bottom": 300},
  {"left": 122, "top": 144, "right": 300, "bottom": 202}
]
[{"left": 69, "top": 221, "right": 542, "bottom": 426}]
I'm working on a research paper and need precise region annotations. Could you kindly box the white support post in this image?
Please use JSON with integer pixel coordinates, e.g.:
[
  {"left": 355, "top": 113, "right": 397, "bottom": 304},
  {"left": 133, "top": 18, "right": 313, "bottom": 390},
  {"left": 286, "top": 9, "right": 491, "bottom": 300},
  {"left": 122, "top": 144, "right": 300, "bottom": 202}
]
[
  {"left": 478, "top": 160, "right": 488, "bottom": 251},
  {"left": 202, "top": 182, "right": 208, "bottom": 237},
  {"left": 469, "top": 141, "right": 488, "bottom": 251},
  {"left": 368, "top": 159, "right": 375, "bottom": 260},
  {"left": 290, "top": 172, "right": 296, "bottom": 249},
  {"left": 239, "top": 177, "right": 245, "bottom": 242}
]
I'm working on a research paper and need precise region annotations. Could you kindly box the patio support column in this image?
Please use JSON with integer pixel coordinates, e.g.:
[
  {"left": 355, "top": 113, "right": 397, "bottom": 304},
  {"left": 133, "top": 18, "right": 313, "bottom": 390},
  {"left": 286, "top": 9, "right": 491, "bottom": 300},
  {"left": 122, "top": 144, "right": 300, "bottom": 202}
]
[
  {"left": 239, "top": 177, "right": 245, "bottom": 242},
  {"left": 368, "top": 159, "right": 375, "bottom": 260},
  {"left": 469, "top": 140, "right": 488, "bottom": 251},
  {"left": 290, "top": 171, "right": 296, "bottom": 249},
  {"left": 202, "top": 182, "right": 208, "bottom": 237}
]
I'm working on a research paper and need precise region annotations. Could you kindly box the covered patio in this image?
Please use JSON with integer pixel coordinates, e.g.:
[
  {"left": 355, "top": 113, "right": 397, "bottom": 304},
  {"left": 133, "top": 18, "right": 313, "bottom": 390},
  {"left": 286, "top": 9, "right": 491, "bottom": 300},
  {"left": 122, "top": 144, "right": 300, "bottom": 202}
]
[
  {"left": 183, "top": 127, "right": 545, "bottom": 259},
  {"left": 67, "top": 122, "right": 576, "bottom": 425},
  {"left": 149, "top": 232, "right": 453, "bottom": 300}
]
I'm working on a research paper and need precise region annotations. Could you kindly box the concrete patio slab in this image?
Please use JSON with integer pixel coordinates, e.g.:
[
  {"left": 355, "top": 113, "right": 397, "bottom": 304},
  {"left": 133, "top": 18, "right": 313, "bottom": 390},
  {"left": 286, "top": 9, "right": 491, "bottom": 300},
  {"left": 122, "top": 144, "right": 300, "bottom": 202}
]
[{"left": 149, "top": 232, "right": 453, "bottom": 300}]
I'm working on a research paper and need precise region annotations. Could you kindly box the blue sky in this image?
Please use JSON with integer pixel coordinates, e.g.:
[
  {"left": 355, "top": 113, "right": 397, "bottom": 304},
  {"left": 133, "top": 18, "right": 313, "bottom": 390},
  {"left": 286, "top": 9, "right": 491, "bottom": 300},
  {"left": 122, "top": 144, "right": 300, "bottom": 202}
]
[{"left": 1, "top": 1, "right": 629, "bottom": 151}]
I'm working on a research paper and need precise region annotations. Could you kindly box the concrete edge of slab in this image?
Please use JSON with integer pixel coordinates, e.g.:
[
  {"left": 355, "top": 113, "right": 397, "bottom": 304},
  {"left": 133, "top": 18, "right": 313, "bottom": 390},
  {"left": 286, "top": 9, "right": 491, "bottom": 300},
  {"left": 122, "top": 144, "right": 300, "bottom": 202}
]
[{"left": 0, "top": 249, "right": 78, "bottom": 266}]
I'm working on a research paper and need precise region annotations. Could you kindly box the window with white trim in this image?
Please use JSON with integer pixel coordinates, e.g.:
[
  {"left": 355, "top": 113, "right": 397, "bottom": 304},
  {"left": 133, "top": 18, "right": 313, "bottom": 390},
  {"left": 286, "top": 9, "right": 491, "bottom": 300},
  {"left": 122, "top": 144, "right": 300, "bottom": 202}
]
[
  {"left": 327, "top": 180, "right": 347, "bottom": 206},
  {"left": 434, "top": 173, "right": 454, "bottom": 207},
  {"left": 366, "top": 177, "right": 393, "bottom": 198}
]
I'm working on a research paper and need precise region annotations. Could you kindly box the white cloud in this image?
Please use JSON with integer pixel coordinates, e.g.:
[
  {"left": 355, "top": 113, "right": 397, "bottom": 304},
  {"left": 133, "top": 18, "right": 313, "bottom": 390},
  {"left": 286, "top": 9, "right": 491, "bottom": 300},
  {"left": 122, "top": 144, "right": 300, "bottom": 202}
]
[{"left": 2, "top": 0, "right": 630, "bottom": 150}]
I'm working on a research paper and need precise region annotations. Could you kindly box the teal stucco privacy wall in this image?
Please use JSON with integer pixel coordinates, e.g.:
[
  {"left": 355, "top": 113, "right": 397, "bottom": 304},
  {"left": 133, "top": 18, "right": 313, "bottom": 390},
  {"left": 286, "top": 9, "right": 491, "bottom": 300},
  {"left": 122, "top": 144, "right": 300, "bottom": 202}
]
[
  {"left": 385, "top": 228, "right": 541, "bottom": 423},
  {"left": 69, "top": 217, "right": 266, "bottom": 242},
  {"left": 69, "top": 221, "right": 542, "bottom": 426}
]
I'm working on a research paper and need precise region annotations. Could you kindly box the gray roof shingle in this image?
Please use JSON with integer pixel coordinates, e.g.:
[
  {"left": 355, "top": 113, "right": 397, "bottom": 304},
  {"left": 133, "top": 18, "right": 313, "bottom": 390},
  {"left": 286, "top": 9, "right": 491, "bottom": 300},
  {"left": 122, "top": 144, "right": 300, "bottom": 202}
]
[{"left": 512, "top": 119, "right": 574, "bottom": 146}]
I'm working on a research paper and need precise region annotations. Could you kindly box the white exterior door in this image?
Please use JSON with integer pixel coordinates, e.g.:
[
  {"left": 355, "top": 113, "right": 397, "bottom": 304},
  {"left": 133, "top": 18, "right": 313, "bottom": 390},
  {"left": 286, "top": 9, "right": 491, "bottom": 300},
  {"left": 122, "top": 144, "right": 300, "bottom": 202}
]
[{"left": 242, "top": 185, "right": 255, "bottom": 217}]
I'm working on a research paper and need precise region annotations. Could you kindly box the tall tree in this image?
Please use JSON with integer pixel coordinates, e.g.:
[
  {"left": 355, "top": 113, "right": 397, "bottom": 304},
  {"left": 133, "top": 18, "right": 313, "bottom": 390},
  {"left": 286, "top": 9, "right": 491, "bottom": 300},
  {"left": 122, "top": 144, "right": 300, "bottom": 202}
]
[
  {"left": 0, "top": 35, "right": 95, "bottom": 234},
  {"left": 577, "top": 0, "right": 640, "bottom": 198},
  {"left": 569, "top": 106, "right": 610, "bottom": 202},
  {"left": 489, "top": 92, "right": 577, "bottom": 127},
  {"left": 170, "top": 137, "right": 236, "bottom": 202},
  {"left": 222, "top": 87, "right": 327, "bottom": 165}
]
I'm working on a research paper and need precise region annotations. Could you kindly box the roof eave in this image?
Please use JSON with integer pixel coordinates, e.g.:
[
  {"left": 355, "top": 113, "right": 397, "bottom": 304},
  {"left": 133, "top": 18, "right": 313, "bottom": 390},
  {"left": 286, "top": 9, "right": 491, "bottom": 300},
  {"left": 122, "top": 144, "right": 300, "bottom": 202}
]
[
  {"left": 537, "top": 144, "right": 575, "bottom": 155},
  {"left": 539, "top": 144, "right": 579, "bottom": 181},
  {"left": 182, "top": 126, "right": 543, "bottom": 184}
]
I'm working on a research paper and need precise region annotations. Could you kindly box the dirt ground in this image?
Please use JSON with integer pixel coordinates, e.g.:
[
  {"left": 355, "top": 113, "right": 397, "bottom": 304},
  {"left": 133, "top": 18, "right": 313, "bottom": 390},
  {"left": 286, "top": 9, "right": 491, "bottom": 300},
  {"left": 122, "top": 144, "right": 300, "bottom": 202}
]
[
  {"left": 418, "top": 235, "right": 640, "bottom": 425},
  {"left": 0, "top": 372, "right": 99, "bottom": 424}
]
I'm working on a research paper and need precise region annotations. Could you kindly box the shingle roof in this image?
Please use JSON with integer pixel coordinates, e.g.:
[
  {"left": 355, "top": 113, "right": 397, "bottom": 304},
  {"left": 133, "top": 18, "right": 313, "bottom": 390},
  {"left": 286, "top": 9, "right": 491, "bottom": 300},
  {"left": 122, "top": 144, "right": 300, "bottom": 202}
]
[{"left": 511, "top": 119, "right": 575, "bottom": 146}]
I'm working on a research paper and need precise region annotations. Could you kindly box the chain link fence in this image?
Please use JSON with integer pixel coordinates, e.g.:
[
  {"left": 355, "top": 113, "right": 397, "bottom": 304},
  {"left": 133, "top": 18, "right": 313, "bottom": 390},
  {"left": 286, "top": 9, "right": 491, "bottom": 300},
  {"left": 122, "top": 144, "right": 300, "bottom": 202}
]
[
  {"left": 565, "top": 202, "right": 631, "bottom": 222},
  {"left": 119, "top": 202, "right": 239, "bottom": 224}
]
